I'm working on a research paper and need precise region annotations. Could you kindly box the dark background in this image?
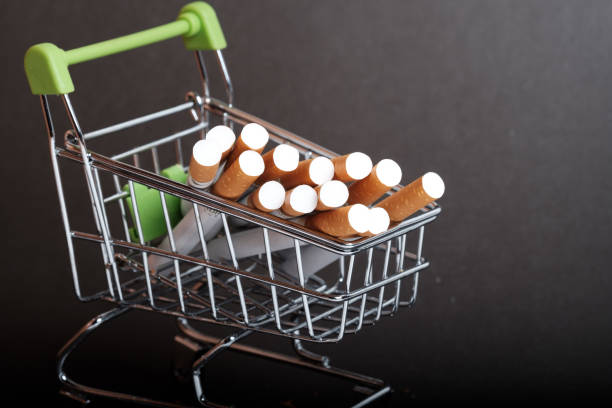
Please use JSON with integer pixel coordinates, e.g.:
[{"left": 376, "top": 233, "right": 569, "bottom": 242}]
[{"left": 2, "top": 0, "right": 612, "bottom": 405}]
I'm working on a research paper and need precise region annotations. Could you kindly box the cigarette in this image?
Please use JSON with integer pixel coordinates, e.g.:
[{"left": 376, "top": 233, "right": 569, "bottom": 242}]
[
  {"left": 226, "top": 123, "right": 269, "bottom": 165},
  {"left": 359, "top": 207, "right": 390, "bottom": 237},
  {"left": 331, "top": 152, "right": 373, "bottom": 182},
  {"left": 377, "top": 172, "right": 445, "bottom": 221},
  {"left": 315, "top": 180, "right": 349, "bottom": 211},
  {"left": 206, "top": 227, "right": 306, "bottom": 261},
  {"left": 306, "top": 204, "right": 370, "bottom": 237},
  {"left": 188, "top": 139, "right": 223, "bottom": 189},
  {"left": 279, "top": 245, "right": 341, "bottom": 281},
  {"left": 211, "top": 150, "right": 265, "bottom": 200},
  {"left": 256, "top": 144, "right": 300, "bottom": 184},
  {"left": 148, "top": 204, "right": 223, "bottom": 273},
  {"left": 205, "top": 125, "right": 236, "bottom": 161},
  {"left": 279, "top": 156, "right": 334, "bottom": 189},
  {"left": 347, "top": 159, "right": 402, "bottom": 205},
  {"left": 247, "top": 181, "right": 286, "bottom": 212},
  {"left": 281, "top": 184, "right": 318, "bottom": 217}
]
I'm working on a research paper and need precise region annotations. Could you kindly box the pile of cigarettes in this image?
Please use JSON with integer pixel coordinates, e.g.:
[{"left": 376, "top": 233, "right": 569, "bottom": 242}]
[{"left": 187, "top": 123, "right": 445, "bottom": 238}]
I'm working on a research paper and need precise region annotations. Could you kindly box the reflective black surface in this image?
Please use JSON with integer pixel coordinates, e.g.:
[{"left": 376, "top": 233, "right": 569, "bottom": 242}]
[{"left": 3, "top": 0, "right": 612, "bottom": 405}]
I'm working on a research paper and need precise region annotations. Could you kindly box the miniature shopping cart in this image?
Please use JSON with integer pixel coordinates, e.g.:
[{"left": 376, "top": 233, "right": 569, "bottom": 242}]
[{"left": 25, "top": 2, "right": 442, "bottom": 406}]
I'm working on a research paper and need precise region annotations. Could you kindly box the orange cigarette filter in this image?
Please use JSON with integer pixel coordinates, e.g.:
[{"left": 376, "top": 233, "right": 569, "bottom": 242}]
[
  {"left": 306, "top": 204, "right": 370, "bottom": 237},
  {"left": 331, "top": 152, "right": 373, "bottom": 182},
  {"left": 280, "top": 185, "right": 318, "bottom": 217},
  {"left": 358, "top": 207, "right": 391, "bottom": 237},
  {"left": 279, "top": 156, "right": 334, "bottom": 190},
  {"left": 257, "top": 144, "right": 300, "bottom": 184},
  {"left": 188, "top": 139, "right": 222, "bottom": 189},
  {"left": 206, "top": 125, "right": 236, "bottom": 161},
  {"left": 347, "top": 159, "right": 402, "bottom": 205},
  {"left": 315, "top": 180, "right": 349, "bottom": 211},
  {"left": 247, "top": 181, "right": 286, "bottom": 212},
  {"left": 212, "top": 150, "right": 265, "bottom": 200},
  {"left": 377, "top": 172, "right": 445, "bottom": 221},
  {"left": 226, "top": 123, "right": 269, "bottom": 166}
]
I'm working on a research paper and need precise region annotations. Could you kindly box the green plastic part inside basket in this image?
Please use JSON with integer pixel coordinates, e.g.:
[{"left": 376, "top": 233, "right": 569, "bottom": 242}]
[
  {"left": 123, "top": 164, "right": 188, "bottom": 243},
  {"left": 24, "top": 1, "right": 226, "bottom": 95}
]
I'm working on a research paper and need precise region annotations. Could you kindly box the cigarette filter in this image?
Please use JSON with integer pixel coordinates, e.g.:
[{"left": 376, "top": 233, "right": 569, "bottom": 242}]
[
  {"left": 306, "top": 204, "right": 370, "bottom": 237},
  {"left": 188, "top": 139, "right": 222, "bottom": 189},
  {"left": 205, "top": 125, "right": 236, "bottom": 161},
  {"left": 377, "top": 172, "right": 445, "bottom": 221},
  {"left": 347, "top": 159, "right": 402, "bottom": 205},
  {"left": 248, "top": 181, "right": 286, "bottom": 212},
  {"left": 279, "top": 156, "right": 334, "bottom": 189},
  {"left": 359, "top": 207, "right": 390, "bottom": 237},
  {"left": 226, "top": 123, "right": 269, "bottom": 165},
  {"left": 257, "top": 144, "right": 300, "bottom": 184},
  {"left": 281, "top": 184, "right": 318, "bottom": 217},
  {"left": 315, "top": 180, "right": 349, "bottom": 211},
  {"left": 332, "top": 152, "right": 373, "bottom": 182},
  {"left": 212, "top": 150, "right": 265, "bottom": 200}
]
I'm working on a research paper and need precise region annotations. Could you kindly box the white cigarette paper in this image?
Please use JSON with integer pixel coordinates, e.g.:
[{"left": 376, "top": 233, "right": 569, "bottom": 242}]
[
  {"left": 206, "top": 227, "right": 306, "bottom": 261},
  {"left": 279, "top": 245, "right": 341, "bottom": 281},
  {"left": 148, "top": 204, "right": 223, "bottom": 272}
]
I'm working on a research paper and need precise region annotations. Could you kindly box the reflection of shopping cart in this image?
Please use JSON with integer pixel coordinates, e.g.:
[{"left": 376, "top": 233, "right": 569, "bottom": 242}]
[{"left": 26, "top": 2, "right": 442, "bottom": 406}]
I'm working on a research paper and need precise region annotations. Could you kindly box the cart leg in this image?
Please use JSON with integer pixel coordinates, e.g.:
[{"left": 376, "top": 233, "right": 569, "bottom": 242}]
[
  {"left": 190, "top": 327, "right": 252, "bottom": 407},
  {"left": 57, "top": 307, "right": 196, "bottom": 407},
  {"left": 176, "top": 319, "right": 392, "bottom": 407}
]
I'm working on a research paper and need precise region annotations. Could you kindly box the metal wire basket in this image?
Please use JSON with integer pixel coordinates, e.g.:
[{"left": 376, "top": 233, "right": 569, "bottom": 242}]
[{"left": 27, "top": 2, "right": 442, "bottom": 406}]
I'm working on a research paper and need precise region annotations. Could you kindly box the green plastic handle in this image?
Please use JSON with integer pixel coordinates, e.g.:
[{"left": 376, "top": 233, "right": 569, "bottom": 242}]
[{"left": 24, "top": 2, "right": 226, "bottom": 95}]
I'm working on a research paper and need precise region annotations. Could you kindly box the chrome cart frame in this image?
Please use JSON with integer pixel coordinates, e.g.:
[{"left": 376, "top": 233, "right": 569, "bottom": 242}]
[{"left": 29, "top": 2, "right": 441, "bottom": 406}]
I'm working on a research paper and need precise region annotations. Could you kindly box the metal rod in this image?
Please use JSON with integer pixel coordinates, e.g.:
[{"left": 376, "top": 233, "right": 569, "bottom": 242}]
[
  {"left": 112, "top": 122, "right": 207, "bottom": 161},
  {"left": 84, "top": 102, "right": 194, "bottom": 140},
  {"left": 128, "top": 181, "right": 155, "bottom": 307},
  {"left": 41, "top": 95, "right": 85, "bottom": 301},
  {"left": 62, "top": 94, "right": 123, "bottom": 301}
]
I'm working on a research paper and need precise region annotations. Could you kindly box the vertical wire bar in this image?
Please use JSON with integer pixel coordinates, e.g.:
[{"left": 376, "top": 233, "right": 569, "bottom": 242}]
[
  {"left": 82, "top": 166, "right": 115, "bottom": 298},
  {"left": 128, "top": 181, "right": 155, "bottom": 307},
  {"left": 338, "top": 256, "right": 345, "bottom": 284},
  {"left": 92, "top": 168, "right": 123, "bottom": 297},
  {"left": 194, "top": 51, "right": 210, "bottom": 138},
  {"left": 41, "top": 95, "right": 85, "bottom": 300},
  {"left": 392, "top": 234, "right": 407, "bottom": 313},
  {"left": 62, "top": 95, "right": 123, "bottom": 301},
  {"left": 356, "top": 248, "right": 374, "bottom": 331},
  {"left": 159, "top": 191, "right": 185, "bottom": 312},
  {"left": 294, "top": 239, "right": 314, "bottom": 338},
  {"left": 215, "top": 50, "right": 234, "bottom": 129},
  {"left": 407, "top": 226, "right": 425, "bottom": 305},
  {"left": 112, "top": 175, "right": 131, "bottom": 242},
  {"left": 151, "top": 147, "right": 161, "bottom": 174},
  {"left": 175, "top": 139, "right": 184, "bottom": 168},
  {"left": 375, "top": 242, "right": 392, "bottom": 320},
  {"left": 335, "top": 255, "right": 355, "bottom": 341},
  {"left": 93, "top": 169, "right": 112, "bottom": 239},
  {"left": 262, "top": 228, "right": 283, "bottom": 331},
  {"left": 132, "top": 153, "right": 140, "bottom": 168},
  {"left": 193, "top": 202, "right": 217, "bottom": 319},
  {"left": 221, "top": 214, "right": 249, "bottom": 324}
]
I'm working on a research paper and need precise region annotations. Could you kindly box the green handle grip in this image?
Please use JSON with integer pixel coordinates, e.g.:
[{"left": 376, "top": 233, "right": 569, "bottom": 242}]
[{"left": 24, "top": 2, "right": 226, "bottom": 95}]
